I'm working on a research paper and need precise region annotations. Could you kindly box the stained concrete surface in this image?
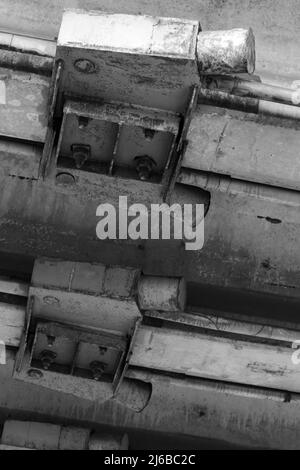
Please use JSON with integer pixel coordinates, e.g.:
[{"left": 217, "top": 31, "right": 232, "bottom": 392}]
[{"left": 0, "top": 0, "right": 299, "bottom": 86}]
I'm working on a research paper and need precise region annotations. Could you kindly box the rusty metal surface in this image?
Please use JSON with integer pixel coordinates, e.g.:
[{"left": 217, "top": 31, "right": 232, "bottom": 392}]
[
  {"left": 58, "top": 100, "right": 179, "bottom": 175},
  {"left": 64, "top": 100, "right": 180, "bottom": 134}
]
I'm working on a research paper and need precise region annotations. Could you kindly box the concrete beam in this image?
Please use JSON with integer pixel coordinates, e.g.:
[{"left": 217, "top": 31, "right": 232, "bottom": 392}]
[
  {"left": 1, "top": 355, "right": 300, "bottom": 449},
  {"left": 0, "top": 164, "right": 298, "bottom": 301},
  {"left": 1, "top": 71, "right": 300, "bottom": 193},
  {"left": 1, "top": 298, "right": 300, "bottom": 393},
  {"left": 0, "top": 0, "right": 298, "bottom": 85},
  {"left": 183, "top": 105, "right": 300, "bottom": 191}
]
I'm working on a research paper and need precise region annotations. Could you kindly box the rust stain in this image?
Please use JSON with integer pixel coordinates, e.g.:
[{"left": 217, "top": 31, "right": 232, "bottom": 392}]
[
  {"left": 247, "top": 362, "right": 287, "bottom": 376},
  {"left": 215, "top": 121, "right": 229, "bottom": 158},
  {"left": 257, "top": 215, "right": 282, "bottom": 224}
]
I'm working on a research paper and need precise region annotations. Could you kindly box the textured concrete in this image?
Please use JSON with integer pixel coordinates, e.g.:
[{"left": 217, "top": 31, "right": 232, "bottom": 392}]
[
  {"left": 0, "top": 0, "right": 299, "bottom": 85},
  {"left": 1, "top": 357, "right": 300, "bottom": 449},
  {"left": 0, "top": 169, "right": 298, "bottom": 303}
]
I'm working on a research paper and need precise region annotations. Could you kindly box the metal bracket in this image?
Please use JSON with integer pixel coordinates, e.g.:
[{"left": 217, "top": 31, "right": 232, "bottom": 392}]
[
  {"left": 13, "top": 315, "right": 140, "bottom": 397},
  {"left": 44, "top": 97, "right": 183, "bottom": 195},
  {"left": 163, "top": 85, "right": 199, "bottom": 202},
  {"left": 41, "top": 11, "right": 200, "bottom": 200},
  {"left": 13, "top": 259, "right": 143, "bottom": 400}
]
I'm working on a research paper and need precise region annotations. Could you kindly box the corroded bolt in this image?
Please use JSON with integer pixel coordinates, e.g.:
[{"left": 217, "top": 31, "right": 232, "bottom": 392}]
[
  {"left": 56, "top": 172, "right": 76, "bottom": 185},
  {"left": 46, "top": 335, "right": 56, "bottom": 347},
  {"left": 77, "top": 116, "right": 90, "bottom": 129},
  {"left": 27, "top": 369, "right": 43, "bottom": 379},
  {"left": 99, "top": 346, "right": 108, "bottom": 356},
  {"left": 74, "top": 58, "right": 96, "bottom": 74},
  {"left": 134, "top": 155, "right": 156, "bottom": 181},
  {"left": 89, "top": 361, "right": 106, "bottom": 381},
  {"left": 144, "top": 128, "right": 156, "bottom": 141},
  {"left": 39, "top": 350, "right": 57, "bottom": 370}
]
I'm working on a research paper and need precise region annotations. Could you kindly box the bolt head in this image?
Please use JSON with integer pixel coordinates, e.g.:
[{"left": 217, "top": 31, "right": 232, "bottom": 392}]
[
  {"left": 27, "top": 369, "right": 43, "bottom": 379},
  {"left": 47, "top": 335, "right": 56, "bottom": 347},
  {"left": 99, "top": 346, "right": 108, "bottom": 356},
  {"left": 89, "top": 360, "right": 106, "bottom": 381},
  {"left": 74, "top": 59, "right": 96, "bottom": 74},
  {"left": 77, "top": 116, "right": 90, "bottom": 129},
  {"left": 39, "top": 350, "right": 57, "bottom": 370},
  {"left": 134, "top": 155, "right": 156, "bottom": 181}
]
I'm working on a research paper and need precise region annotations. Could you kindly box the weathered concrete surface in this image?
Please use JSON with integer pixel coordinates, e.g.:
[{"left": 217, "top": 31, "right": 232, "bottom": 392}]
[
  {"left": 2, "top": 64, "right": 300, "bottom": 194},
  {"left": 57, "top": 11, "right": 199, "bottom": 113},
  {"left": 0, "top": 167, "right": 299, "bottom": 303},
  {"left": 183, "top": 106, "right": 300, "bottom": 191},
  {"left": 1, "top": 420, "right": 91, "bottom": 450},
  {"left": 0, "top": 67, "right": 49, "bottom": 142},
  {"left": 131, "top": 326, "right": 300, "bottom": 392},
  {"left": 3, "top": 300, "right": 300, "bottom": 393},
  {"left": 0, "top": 141, "right": 41, "bottom": 178},
  {"left": 1, "top": 357, "right": 300, "bottom": 449},
  {"left": 0, "top": 0, "right": 299, "bottom": 85}
]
